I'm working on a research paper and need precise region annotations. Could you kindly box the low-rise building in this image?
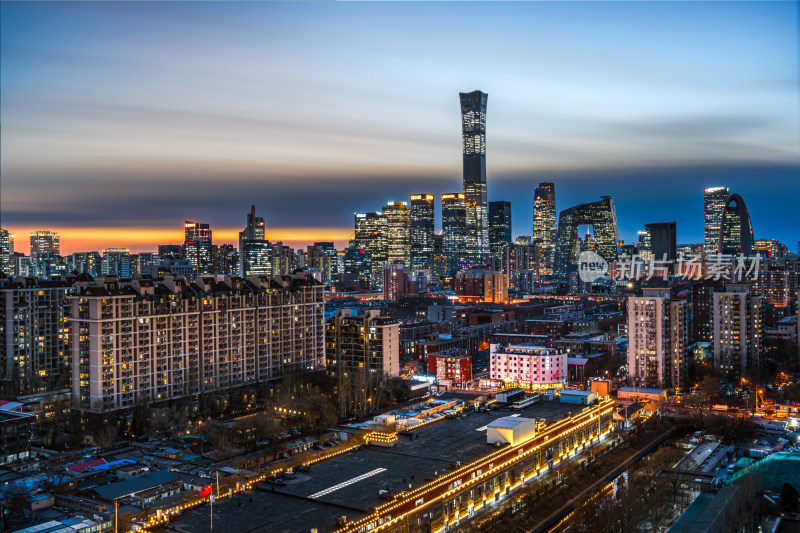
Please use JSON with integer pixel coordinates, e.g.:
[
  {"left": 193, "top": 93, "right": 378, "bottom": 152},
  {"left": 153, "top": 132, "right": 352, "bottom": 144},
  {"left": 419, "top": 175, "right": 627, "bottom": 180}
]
[
  {"left": 427, "top": 352, "right": 472, "bottom": 386},
  {"left": 489, "top": 344, "right": 566, "bottom": 388}
]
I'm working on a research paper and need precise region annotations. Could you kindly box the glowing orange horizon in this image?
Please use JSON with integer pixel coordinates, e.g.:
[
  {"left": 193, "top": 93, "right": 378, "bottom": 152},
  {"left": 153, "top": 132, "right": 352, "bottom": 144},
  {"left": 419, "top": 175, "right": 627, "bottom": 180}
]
[{"left": 4, "top": 226, "right": 354, "bottom": 255}]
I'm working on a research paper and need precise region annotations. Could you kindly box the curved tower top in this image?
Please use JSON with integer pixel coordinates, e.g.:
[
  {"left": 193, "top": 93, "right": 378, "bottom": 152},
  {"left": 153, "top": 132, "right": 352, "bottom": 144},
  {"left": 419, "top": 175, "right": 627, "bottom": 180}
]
[{"left": 718, "top": 193, "right": 754, "bottom": 256}]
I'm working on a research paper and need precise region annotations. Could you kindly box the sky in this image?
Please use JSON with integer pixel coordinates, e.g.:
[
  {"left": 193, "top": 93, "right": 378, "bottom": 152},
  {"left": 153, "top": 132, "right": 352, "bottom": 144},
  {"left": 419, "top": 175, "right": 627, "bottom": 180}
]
[{"left": 1, "top": 1, "right": 798, "bottom": 254}]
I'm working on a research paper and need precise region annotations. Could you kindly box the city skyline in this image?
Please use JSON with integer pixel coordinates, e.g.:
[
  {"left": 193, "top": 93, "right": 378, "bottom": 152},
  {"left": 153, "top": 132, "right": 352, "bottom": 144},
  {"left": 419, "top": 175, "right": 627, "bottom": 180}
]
[{"left": 2, "top": 1, "right": 798, "bottom": 252}]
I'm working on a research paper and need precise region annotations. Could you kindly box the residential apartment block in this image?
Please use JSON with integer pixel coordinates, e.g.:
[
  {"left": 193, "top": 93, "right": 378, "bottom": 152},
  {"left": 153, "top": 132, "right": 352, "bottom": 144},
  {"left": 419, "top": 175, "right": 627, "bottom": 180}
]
[
  {"left": 325, "top": 309, "right": 399, "bottom": 377},
  {"left": 627, "top": 288, "right": 690, "bottom": 389},
  {"left": 713, "top": 284, "right": 763, "bottom": 379},
  {"left": 69, "top": 273, "right": 325, "bottom": 414},
  {"left": 0, "top": 276, "right": 73, "bottom": 398}
]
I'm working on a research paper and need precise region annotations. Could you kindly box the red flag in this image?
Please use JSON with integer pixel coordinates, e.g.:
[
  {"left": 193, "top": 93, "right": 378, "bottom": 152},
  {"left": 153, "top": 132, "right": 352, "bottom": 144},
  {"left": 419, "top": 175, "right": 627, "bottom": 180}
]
[{"left": 199, "top": 484, "right": 212, "bottom": 498}]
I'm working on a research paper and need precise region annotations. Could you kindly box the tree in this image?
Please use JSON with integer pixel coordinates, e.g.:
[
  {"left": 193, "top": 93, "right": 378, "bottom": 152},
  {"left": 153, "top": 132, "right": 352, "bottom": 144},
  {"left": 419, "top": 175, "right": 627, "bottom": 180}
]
[
  {"left": 0, "top": 484, "right": 32, "bottom": 531},
  {"left": 700, "top": 375, "right": 721, "bottom": 400},
  {"left": 781, "top": 482, "right": 799, "bottom": 512},
  {"left": 402, "top": 359, "right": 422, "bottom": 378},
  {"left": 151, "top": 405, "right": 188, "bottom": 438}
]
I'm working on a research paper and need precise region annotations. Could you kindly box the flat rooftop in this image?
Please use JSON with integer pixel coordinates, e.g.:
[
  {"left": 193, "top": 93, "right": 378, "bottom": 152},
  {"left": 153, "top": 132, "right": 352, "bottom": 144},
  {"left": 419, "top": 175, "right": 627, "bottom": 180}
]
[{"left": 166, "top": 400, "right": 577, "bottom": 533}]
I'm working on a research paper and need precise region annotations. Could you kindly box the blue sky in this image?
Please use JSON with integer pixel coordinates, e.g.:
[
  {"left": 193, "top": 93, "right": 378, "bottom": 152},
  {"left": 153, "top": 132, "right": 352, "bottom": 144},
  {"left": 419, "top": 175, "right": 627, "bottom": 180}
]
[{"left": 1, "top": 1, "right": 798, "bottom": 252}]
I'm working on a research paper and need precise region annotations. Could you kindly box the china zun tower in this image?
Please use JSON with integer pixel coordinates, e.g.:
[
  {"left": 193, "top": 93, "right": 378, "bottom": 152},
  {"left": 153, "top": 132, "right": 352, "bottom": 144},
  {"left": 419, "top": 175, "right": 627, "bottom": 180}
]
[{"left": 460, "top": 91, "right": 489, "bottom": 263}]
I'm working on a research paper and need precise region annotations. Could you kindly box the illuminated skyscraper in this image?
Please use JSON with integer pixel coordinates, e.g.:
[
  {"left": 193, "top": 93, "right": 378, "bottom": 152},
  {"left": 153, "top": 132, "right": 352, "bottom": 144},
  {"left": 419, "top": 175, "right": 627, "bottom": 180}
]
[
  {"left": 553, "top": 197, "right": 620, "bottom": 276},
  {"left": 704, "top": 187, "right": 729, "bottom": 255},
  {"left": 353, "top": 212, "right": 387, "bottom": 288},
  {"left": 532, "top": 182, "right": 556, "bottom": 269},
  {"left": 409, "top": 194, "right": 435, "bottom": 271},
  {"left": 0, "top": 229, "right": 13, "bottom": 276},
  {"left": 719, "top": 194, "right": 754, "bottom": 256},
  {"left": 183, "top": 221, "right": 213, "bottom": 275},
  {"left": 68, "top": 252, "right": 102, "bottom": 277},
  {"left": 488, "top": 201, "right": 512, "bottom": 261},
  {"left": 460, "top": 90, "right": 489, "bottom": 261},
  {"left": 239, "top": 205, "right": 271, "bottom": 277},
  {"left": 637, "top": 230, "right": 652, "bottom": 262},
  {"left": 383, "top": 201, "right": 411, "bottom": 266},
  {"left": 442, "top": 193, "right": 468, "bottom": 277},
  {"left": 101, "top": 248, "right": 132, "bottom": 278},
  {"left": 30, "top": 230, "right": 59, "bottom": 255}
]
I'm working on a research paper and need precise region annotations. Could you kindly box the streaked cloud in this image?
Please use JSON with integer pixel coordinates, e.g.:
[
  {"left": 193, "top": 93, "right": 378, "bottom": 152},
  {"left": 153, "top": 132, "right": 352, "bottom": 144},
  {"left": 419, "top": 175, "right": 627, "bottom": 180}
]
[{"left": 1, "top": 1, "right": 797, "bottom": 247}]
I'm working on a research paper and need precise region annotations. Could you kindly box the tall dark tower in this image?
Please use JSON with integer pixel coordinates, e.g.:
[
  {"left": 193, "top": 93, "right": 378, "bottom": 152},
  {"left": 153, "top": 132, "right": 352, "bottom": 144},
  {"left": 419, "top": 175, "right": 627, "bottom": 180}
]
[
  {"left": 409, "top": 194, "right": 435, "bottom": 271},
  {"left": 460, "top": 90, "right": 489, "bottom": 262}
]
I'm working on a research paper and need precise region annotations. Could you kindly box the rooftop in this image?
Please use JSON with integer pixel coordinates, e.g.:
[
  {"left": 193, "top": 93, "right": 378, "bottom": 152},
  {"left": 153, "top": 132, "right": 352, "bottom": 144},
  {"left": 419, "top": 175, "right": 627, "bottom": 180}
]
[
  {"left": 488, "top": 416, "right": 535, "bottom": 429},
  {"left": 169, "top": 400, "right": 576, "bottom": 533},
  {"left": 93, "top": 470, "right": 177, "bottom": 501}
]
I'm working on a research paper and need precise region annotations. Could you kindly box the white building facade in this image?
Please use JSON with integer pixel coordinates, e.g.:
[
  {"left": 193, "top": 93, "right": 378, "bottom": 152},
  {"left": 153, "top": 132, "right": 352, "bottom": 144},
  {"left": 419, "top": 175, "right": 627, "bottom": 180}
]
[{"left": 490, "top": 344, "right": 566, "bottom": 388}]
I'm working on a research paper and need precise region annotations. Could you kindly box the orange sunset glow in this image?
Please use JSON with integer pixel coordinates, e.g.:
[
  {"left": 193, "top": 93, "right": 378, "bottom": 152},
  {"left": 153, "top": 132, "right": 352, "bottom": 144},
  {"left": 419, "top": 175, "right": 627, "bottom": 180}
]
[{"left": 5, "top": 227, "right": 354, "bottom": 255}]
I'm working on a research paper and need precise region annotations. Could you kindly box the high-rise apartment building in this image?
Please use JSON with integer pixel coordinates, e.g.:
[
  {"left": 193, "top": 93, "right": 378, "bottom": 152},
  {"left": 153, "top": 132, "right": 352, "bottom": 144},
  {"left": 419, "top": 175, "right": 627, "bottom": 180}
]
[
  {"left": 719, "top": 194, "right": 755, "bottom": 256},
  {"left": 460, "top": 91, "right": 489, "bottom": 261},
  {"left": 704, "top": 187, "right": 729, "bottom": 256},
  {"left": 488, "top": 201, "right": 512, "bottom": 261},
  {"left": 0, "top": 229, "right": 14, "bottom": 276},
  {"left": 691, "top": 279, "right": 723, "bottom": 344},
  {"left": 532, "top": 182, "right": 556, "bottom": 270},
  {"left": 409, "top": 194, "right": 435, "bottom": 271},
  {"left": 183, "top": 221, "right": 213, "bottom": 275},
  {"left": 750, "top": 271, "right": 797, "bottom": 308},
  {"left": 627, "top": 288, "right": 690, "bottom": 389},
  {"left": 325, "top": 309, "right": 399, "bottom": 377},
  {"left": 1, "top": 276, "right": 73, "bottom": 398},
  {"left": 713, "top": 284, "right": 762, "bottom": 379},
  {"left": 553, "top": 197, "right": 620, "bottom": 276},
  {"left": 383, "top": 201, "right": 411, "bottom": 266},
  {"left": 69, "top": 272, "right": 325, "bottom": 414},
  {"left": 442, "top": 193, "right": 468, "bottom": 278}
]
